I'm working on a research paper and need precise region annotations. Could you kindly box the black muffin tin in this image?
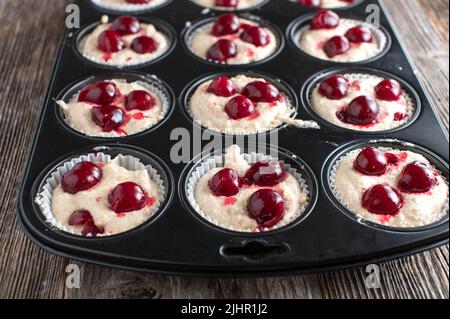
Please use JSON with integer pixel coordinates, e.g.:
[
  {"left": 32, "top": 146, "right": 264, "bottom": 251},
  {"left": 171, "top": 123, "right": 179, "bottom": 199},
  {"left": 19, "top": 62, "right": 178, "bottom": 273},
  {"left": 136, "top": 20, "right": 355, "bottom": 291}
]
[{"left": 17, "top": 0, "right": 449, "bottom": 276}]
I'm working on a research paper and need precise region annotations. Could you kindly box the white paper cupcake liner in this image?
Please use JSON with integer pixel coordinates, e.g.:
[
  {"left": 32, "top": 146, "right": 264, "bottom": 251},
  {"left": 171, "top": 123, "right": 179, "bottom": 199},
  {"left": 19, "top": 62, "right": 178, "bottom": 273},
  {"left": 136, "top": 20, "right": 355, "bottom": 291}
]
[
  {"left": 186, "top": 150, "right": 311, "bottom": 233},
  {"left": 329, "top": 146, "right": 450, "bottom": 228},
  {"left": 296, "top": 19, "right": 388, "bottom": 62},
  {"left": 34, "top": 152, "right": 166, "bottom": 236},
  {"left": 309, "top": 72, "right": 416, "bottom": 130},
  {"left": 90, "top": 0, "right": 170, "bottom": 13},
  {"left": 61, "top": 78, "right": 171, "bottom": 138}
]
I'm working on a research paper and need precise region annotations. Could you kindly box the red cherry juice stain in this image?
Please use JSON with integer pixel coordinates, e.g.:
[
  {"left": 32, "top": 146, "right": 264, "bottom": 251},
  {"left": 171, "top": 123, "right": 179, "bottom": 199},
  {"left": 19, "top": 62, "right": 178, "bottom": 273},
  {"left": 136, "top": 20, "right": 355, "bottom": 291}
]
[
  {"left": 269, "top": 102, "right": 278, "bottom": 108},
  {"left": 95, "top": 196, "right": 102, "bottom": 203},
  {"left": 245, "top": 48, "right": 255, "bottom": 58},
  {"left": 248, "top": 110, "right": 261, "bottom": 120},
  {"left": 102, "top": 53, "right": 112, "bottom": 62},
  {"left": 394, "top": 112, "right": 407, "bottom": 121},
  {"left": 115, "top": 128, "right": 128, "bottom": 136},
  {"left": 351, "top": 81, "right": 361, "bottom": 91},
  {"left": 147, "top": 196, "right": 157, "bottom": 207},
  {"left": 379, "top": 214, "right": 394, "bottom": 224},
  {"left": 132, "top": 112, "right": 145, "bottom": 120},
  {"left": 223, "top": 197, "right": 237, "bottom": 206},
  {"left": 117, "top": 213, "right": 126, "bottom": 218}
]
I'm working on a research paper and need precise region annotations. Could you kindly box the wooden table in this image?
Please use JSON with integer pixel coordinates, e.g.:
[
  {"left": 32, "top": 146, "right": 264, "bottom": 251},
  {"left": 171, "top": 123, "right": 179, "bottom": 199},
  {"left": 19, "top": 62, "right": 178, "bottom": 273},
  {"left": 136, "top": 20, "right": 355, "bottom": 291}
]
[{"left": 0, "top": 0, "right": 448, "bottom": 299}]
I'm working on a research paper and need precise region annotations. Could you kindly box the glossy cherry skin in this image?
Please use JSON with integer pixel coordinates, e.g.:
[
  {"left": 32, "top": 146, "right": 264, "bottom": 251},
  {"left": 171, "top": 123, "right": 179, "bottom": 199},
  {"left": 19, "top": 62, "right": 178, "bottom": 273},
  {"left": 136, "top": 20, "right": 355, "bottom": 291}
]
[
  {"left": 215, "top": 0, "right": 238, "bottom": 7},
  {"left": 111, "top": 16, "right": 141, "bottom": 35},
  {"left": 131, "top": 36, "right": 158, "bottom": 54},
  {"left": 206, "top": 39, "right": 238, "bottom": 63},
  {"left": 225, "top": 95, "right": 256, "bottom": 120},
  {"left": 242, "top": 81, "right": 280, "bottom": 103},
  {"left": 61, "top": 162, "right": 102, "bottom": 194},
  {"left": 247, "top": 189, "right": 286, "bottom": 228},
  {"left": 68, "top": 210, "right": 94, "bottom": 226},
  {"left": 98, "top": 30, "right": 124, "bottom": 53},
  {"left": 240, "top": 26, "right": 270, "bottom": 47},
  {"left": 126, "top": 0, "right": 150, "bottom": 3},
  {"left": 340, "top": 96, "right": 380, "bottom": 125},
  {"left": 375, "top": 79, "right": 402, "bottom": 101},
  {"left": 91, "top": 105, "right": 126, "bottom": 132},
  {"left": 318, "top": 74, "right": 350, "bottom": 100},
  {"left": 244, "top": 160, "right": 286, "bottom": 186},
  {"left": 207, "top": 76, "right": 237, "bottom": 97},
  {"left": 345, "top": 26, "right": 373, "bottom": 43},
  {"left": 108, "top": 182, "right": 148, "bottom": 213},
  {"left": 208, "top": 168, "right": 242, "bottom": 197},
  {"left": 354, "top": 147, "right": 389, "bottom": 176},
  {"left": 78, "top": 81, "right": 119, "bottom": 105},
  {"left": 311, "top": 10, "right": 340, "bottom": 30},
  {"left": 82, "top": 221, "right": 104, "bottom": 237},
  {"left": 297, "top": 0, "right": 322, "bottom": 7},
  {"left": 323, "top": 35, "right": 350, "bottom": 58},
  {"left": 362, "top": 184, "right": 404, "bottom": 216},
  {"left": 398, "top": 161, "right": 438, "bottom": 193},
  {"left": 212, "top": 14, "right": 240, "bottom": 36},
  {"left": 125, "top": 90, "right": 156, "bottom": 111}
]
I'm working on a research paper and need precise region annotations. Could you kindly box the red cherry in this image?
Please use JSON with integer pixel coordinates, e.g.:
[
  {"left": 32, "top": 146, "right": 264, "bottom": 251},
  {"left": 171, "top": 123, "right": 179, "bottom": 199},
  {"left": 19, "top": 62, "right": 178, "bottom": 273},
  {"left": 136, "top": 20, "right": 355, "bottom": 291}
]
[
  {"left": 62, "top": 162, "right": 102, "bottom": 194},
  {"left": 345, "top": 26, "right": 373, "bottom": 43},
  {"left": 207, "top": 77, "right": 237, "bottom": 97},
  {"left": 323, "top": 35, "right": 350, "bottom": 58},
  {"left": 240, "top": 26, "right": 270, "bottom": 47},
  {"left": 247, "top": 189, "right": 286, "bottom": 228},
  {"left": 242, "top": 81, "right": 280, "bottom": 103},
  {"left": 318, "top": 74, "right": 350, "bottom": 100},
  {"left": 398, "top": 161, "right": 438, "bottom": 193},
  {"left": 244, "top": 160, "right": 286, "bottom": 186},
  {"left": 111, "top": 16, "right": 141, "bottom": 35},
  {"left": 82, "top": 221, "right": 104, "bottom": 237},
  {"left": 354, "top": 147, "right": 388, "bottom": 176},
  {"left": 362, "top": 184, "right": 404, "bottom": 216},
  {"left": 206, "top": 39, "right": 238, "bottom": 63},
  {"left": 91, "top": 105, "right": 126, "bottom": 132},
  {"left": 98, "top": 30, "right": 124, "bottom": 53},
  {"left": 125, "top": 90, "right": 156, "bottom": 111},
  {"left": 78, "top": 81, "right": 119, "bottom": 105},
  {"left": 212, "top": 14, "right": 240, "bottom": 36},
  {"left": 108, "top": 182, "right": 148, "bottom": 213},
  {"left": 208, "top": 168, "right": 242, "bottom": 197},
  {"left": 375, "top": 79, "right": 402, "bottom": 101},
  {"left": 311, "top": 10, "right": 340, "bottom": 30},
  {"left": 297, "top": 0, "right": 322, "bottom": 7},
  {"left": 126, "top": 0, "right": 150, "bottom": 3},
  {"left": 340, "top": 96, "right": 380, "bottom": 125},
  {"left": 215, "top": 0, "right": 238, "bottom": 7},
  {"left": 131, "top": 36, "right": 158, "bottom": 54},
  {"left": 68, "top": 210, "right": 94, "bottom": 226},
  {"left": 225, "top": 95, "right": 256, "bottom": 120}
]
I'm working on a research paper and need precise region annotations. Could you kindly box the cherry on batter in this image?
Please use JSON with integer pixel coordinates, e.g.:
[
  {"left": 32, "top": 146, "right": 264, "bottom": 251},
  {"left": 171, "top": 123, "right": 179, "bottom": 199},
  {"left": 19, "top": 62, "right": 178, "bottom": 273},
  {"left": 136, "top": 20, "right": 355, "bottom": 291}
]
[
  {"left": 362, "top": 184, "right": 404, "bottom": 216},
  {"left": 242, "top": 81, "right": 280, "bottom": 103},
  {"left": 375, "top": 79, "right": 402, "bottom": 101},
  {"left": 111, "top": 16, "right": 141, "bottom": 35},
  {"left": 91, "top": 104, "right": 126, "bottom": 132},
  {"left": 125, "top": 90, "right": 156, "bottom": 111},
  {"left": 208, "top": 168, "right": 242, "bottom": 197},
  {"left": 225, "top": 95, "right": 256, "bottom": 120},
  {"left": 62, "top": 162, "right": 103, "bottom": 194},
  {"left": 215, "top": 0, "right": 238, "bottom": 8},
  {"left": 244, "top": 160, "right": 286, "bottom": 186},
  {"left": 108, "top": 182, "right": 148, "bottom": 213},
  {"left": 247, "top": 189, "right": 286, "bottom": 228},
  {"left": 207, "top": 77, "right": 237, "bottom": 97},
  {"left": 78, "top": 81, "right": 119, "bottom": 105},
  {"left": 345, "top": 26, "right": 373, "bottom": 43},
  {"left": 311, "top": 10, "right": 339, "bottom": 30},
  {"left": 131, "top": 36, "right": 159, "bottom": 54},
  {"left": 240, "top": 26, "right": 270, "bottom": 47},
  {"left": 323, "top": 35, "right": 350, "bottom": 58},
  {"left": 319, "top": 74, "right": 350, "bottom": 100},
  {"left": 338, "top": 95, "right": 380, "bottom": 125},
  {"left": 206, "top": 39, "right": 238, "bottom": 63},
  {"left": 398, "top": 161, "right": 438, "bottom": 193},
  {"left": 354, "top": 147, "right": 389, "bottom": 176},
  {"left": 98, "top": 30, "right": 125, "bottom": 53},
  {"left": 212, "top": 14, "right": 240, "bottom": 36}
]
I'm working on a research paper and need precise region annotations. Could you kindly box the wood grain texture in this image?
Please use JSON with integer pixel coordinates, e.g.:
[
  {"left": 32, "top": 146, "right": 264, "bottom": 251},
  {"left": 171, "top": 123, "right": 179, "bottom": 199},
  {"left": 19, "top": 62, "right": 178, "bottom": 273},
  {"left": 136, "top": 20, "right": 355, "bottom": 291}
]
[{"left": 0, "top": 0, "right": 448, "bottom": 299}]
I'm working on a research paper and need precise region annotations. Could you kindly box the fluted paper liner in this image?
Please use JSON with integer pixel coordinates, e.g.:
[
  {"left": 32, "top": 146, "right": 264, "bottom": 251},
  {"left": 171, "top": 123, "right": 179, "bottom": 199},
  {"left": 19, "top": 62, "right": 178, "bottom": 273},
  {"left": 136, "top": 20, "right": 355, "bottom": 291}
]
[
  {"left": 35, "top": 151, "right": 166, "bottom": 236},
  {"left": 90, "top": 0, "right": 169, "bottom": 12},
  {"left": 185, "top": 150, "right": 310, "bottom": 233}
]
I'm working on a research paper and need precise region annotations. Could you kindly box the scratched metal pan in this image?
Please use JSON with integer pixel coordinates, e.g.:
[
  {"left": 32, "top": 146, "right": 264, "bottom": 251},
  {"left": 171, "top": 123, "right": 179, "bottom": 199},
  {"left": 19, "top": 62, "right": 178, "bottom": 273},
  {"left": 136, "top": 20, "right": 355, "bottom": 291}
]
[{"left": 17, "top": 0, "right": 449, "bottom": 276}]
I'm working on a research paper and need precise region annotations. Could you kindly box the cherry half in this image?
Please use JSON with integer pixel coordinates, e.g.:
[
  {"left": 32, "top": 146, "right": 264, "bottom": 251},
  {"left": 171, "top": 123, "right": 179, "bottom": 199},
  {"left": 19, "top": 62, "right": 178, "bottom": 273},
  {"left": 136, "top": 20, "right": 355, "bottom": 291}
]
[
  {"left": 108, "top": 182, "right": 148, "bottom": 213},
  {"left": 375, "top": 79, "right": 402, "bottom": 101},
  {"left": 242, "top": 81, "right": 280, "bottom": 103},
  {"left": 68, "top": 210, "right": 104, "bottom": 237},
  {"left": 212, "top": 14, "right": 240, "bottom": 36},
  {"left": 91, "top": 104, "right": 126, "bottom": 132},
  {"left": 247, "top": 189, "right": 286, "bottom": 228},
  {"left": 297, "top": 0, "right": 322, "bottom": 7},
  {"left": 225, "top": 95, "right": 256, "bottom": 120},
  {"left": 215, "top": 0, "right": 238, "bottom": 8},
  {"left": 61, "top": 162, "right": 102, "bottom": 194},
  {"left": 207, "top": 76, "right": 237, "bottom": 97},
  {"left": 98, "top": 30, "right": 124, "bottom": 53},
  {"left": 78, "top": 81, "right": 119, "bottom": 105},
  {"left": 125, "top": 90, "right": 156, "bottom": 111},
  {"left": 208, "top": 168, "right": 242, "bottom": 197},
  {"left": 311, "top": 10, "right": 340, "bottom": 30},
  {"left": 111, "top": 16, "right": 141, "bottom": 35},
  {"left": 240, "top": 26, "right": 270, "bottom": 47},
  {"left": 398, "top": 161, "right": 438, "bottom": 193},
  {"left": 345, "top": 26, "right": 373, "bottom": 43},
  {"left": 131, "top": 36, "right": 159, "bottom": 54},
  {"left": 323, "top": 35, "right": 350, "bottom": 58},
  {"left": 206, "top": 39, "right": 238, "bottom": 63},
  {"left": 244, "top": 160, "right": 286, "bottom": 186},
  {"left": 354, "top": 147, "right": 389, "bottom": 176},
  {"left": 318, "top": 74, "right": 350, "bottom": 100},
  {"left": 362, "top": 184, "right": 404, "bottom": 216},
  {"left": 339, "top": 95, "right": 380, "bottom": 125}
]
